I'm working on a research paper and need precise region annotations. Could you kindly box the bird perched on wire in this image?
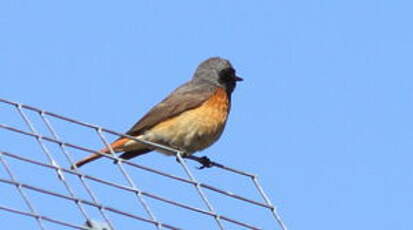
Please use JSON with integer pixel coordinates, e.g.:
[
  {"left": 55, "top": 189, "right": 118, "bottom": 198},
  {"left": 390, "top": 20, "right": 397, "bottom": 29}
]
[{"left": 72, "top": 57, "right": 243, "bottom": 169}]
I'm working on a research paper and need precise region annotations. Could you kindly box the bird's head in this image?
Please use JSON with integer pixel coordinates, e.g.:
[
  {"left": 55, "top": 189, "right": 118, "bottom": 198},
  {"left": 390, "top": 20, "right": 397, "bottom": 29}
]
[{"left": 193, "top": 57, "right": 243, "bottom": 94}]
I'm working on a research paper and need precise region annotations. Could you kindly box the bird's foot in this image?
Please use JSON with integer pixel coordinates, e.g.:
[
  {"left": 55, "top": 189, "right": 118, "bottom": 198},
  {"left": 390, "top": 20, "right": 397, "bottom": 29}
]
[
  {"left": 196, "top": 156, "right": 214, "bottom": 169},
  {"left": 182, "top": 155, "right": 215, "bottom": 169}
]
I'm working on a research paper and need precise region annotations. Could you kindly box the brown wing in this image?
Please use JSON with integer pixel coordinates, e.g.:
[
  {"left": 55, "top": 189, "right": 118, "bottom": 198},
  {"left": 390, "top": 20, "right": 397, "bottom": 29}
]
[{"left": 126, "top": 80, "right": 218, "bottom": 136}]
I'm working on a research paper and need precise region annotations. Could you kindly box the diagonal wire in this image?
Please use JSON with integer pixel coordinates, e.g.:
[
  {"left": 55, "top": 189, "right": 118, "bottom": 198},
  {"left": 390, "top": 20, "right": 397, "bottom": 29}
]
[
  {"left": 0, "top": 152, "right": 47, "bottom": 230},
  {"left": 14, "top": 104, "right": 116, "bottom": 230},
  {"left": 251, "top": 176, "right": 288, "bottom": 230},
  {"left": 175, "top": 152, "right": 225, "bottom": 229},
  {"left": 0, "top": 205, "right": 88, "bottom": 230},
  {"left": 0, "top": 178, "right": 180, "bottom": 230},
  {"left": 37, "top": 111, "right": 120, "bottom": 229},
  {"left": 94, "top": 128, "right": 162, "bottom": 230}
]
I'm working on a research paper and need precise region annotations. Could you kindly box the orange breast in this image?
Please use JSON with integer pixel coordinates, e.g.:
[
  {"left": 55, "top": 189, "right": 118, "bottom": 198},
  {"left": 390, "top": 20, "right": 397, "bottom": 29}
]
[{"left": 141, "top": 88, "right": 230, "bottom": 154}]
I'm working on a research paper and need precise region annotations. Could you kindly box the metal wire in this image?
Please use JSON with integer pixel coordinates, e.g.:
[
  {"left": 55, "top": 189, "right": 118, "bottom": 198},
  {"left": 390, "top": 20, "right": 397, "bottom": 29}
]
[
  {"left": 0, "top": 205, "right": 88, "bottom": 230},
  {"left": 0, "top": 97, "right": 287, "bottom": 230},
  {"left": 0, "top": 151, "right": 47, "bottom": 230},
  {"left": 16, "top": 104, "right": 95, "bottom": 226},
  {"left": 95, "top": 128, "right": 161, "bottom": 230},
  {"left": 175, "top": 152, "right": 225, "bottom": 229}
]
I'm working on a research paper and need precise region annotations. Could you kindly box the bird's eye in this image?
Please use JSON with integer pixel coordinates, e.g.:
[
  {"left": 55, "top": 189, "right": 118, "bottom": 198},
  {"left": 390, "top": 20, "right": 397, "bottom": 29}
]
[{"left": 219, "top": 68, "right": 235, "bottom": 82}]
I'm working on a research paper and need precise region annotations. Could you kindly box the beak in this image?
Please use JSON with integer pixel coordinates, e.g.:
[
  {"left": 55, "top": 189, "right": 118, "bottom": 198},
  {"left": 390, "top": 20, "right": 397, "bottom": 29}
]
[{"left": 234, "top": 75, "right": 243, "bottom": 81}]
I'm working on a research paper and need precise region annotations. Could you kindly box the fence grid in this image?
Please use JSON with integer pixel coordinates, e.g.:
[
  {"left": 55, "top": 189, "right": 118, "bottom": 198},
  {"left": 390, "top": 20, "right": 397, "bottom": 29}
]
[{"left": 0, "top": 98, "right": 287, "bottom": 230}]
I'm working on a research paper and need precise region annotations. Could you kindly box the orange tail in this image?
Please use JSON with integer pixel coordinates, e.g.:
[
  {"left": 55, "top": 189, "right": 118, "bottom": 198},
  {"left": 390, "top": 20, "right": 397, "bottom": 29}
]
[{"left": 71, "top": 138, "right": 129, "bottom": 169}]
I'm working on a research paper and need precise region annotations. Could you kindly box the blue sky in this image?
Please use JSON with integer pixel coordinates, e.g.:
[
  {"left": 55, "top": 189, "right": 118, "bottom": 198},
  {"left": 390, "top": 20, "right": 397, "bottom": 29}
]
[{"left": 1, "top": 0, "right": 412, "bottom": 229}]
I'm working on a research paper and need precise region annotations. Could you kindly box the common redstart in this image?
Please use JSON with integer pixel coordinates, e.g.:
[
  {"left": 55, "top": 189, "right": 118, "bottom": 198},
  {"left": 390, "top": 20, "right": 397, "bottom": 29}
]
[{"left": 72, "top": 57, "right": 242, "bottom": 168}]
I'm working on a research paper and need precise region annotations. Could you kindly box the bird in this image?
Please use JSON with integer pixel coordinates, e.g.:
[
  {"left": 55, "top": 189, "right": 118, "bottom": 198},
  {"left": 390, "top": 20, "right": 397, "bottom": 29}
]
[{"left": 72, "top": 57, "right": 243, "bottom": 169}]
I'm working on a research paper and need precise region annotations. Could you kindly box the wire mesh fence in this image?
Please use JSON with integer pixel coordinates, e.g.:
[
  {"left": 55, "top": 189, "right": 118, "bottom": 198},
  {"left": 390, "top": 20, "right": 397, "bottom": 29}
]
[{"left": 0, "top": 97, "right": 287, "bottom": 230}]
